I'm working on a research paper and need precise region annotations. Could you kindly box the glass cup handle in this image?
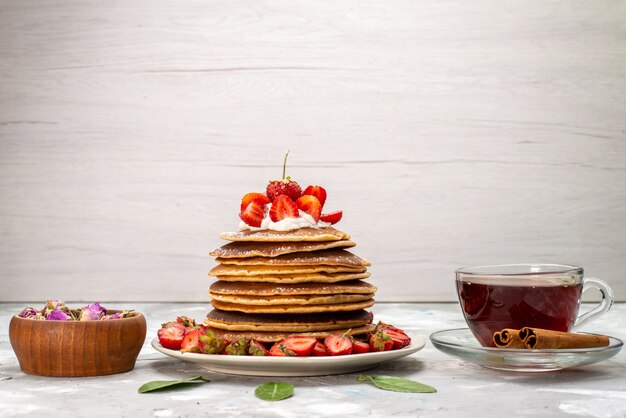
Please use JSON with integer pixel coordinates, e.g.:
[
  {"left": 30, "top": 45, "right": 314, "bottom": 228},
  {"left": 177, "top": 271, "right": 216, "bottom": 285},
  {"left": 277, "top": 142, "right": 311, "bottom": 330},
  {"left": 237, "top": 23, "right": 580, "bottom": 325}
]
[{"left": 572, "top": 277, "right": 614, "bottom": 330}]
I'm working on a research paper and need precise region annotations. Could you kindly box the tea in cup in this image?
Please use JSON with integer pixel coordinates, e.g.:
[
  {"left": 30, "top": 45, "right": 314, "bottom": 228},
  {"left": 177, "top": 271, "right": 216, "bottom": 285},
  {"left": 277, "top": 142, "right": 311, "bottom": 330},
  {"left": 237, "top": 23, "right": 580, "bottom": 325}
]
[{"left": 456, "top": 264, "right": 614, "bottom": 347}]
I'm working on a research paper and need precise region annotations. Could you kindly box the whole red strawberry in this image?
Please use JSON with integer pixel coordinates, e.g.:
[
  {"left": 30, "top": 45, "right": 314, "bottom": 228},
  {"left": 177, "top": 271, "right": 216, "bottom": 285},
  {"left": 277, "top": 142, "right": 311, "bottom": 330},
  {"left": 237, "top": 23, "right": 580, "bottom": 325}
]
[{"left": 266, "top": 151, "right": 302, "bottom": 202}]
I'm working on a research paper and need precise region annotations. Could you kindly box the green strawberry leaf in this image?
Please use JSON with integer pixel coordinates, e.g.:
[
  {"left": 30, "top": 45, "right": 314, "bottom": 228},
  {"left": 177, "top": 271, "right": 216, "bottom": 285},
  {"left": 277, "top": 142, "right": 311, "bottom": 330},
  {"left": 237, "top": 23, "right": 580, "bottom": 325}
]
[
  {"left": 357, "top": 375, "right": 436, "bottom": 393},
  {"left": 255, "top": 382, "right": 294, "bottom": 401},
  {"left": 138, "top": 375, "right": 210, "bottom": 393}
]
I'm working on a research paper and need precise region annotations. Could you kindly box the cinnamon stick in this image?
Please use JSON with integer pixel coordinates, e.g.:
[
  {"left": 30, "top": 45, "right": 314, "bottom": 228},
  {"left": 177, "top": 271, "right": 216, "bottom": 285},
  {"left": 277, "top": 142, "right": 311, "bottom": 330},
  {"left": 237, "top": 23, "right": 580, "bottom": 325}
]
[
  {"left": 493, "top": 329, "right": 526, "bottom": 348},
  {"left": 519, "top": 327, "right": 610, "bottom": 349}
]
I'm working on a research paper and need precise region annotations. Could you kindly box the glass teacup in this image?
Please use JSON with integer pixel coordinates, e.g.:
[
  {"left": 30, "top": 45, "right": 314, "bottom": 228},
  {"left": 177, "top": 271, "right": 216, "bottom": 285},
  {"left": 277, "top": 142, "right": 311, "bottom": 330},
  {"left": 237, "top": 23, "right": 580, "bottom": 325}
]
[{"left": 456, "top": 264, "right": 614, "bottom": 347}]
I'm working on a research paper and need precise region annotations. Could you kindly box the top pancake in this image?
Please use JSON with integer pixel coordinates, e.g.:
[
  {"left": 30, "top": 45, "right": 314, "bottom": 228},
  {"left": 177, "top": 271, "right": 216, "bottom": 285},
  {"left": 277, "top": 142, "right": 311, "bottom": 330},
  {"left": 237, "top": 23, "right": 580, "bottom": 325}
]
[
  {"left": 216, "top": 249, "right": 370, "bottom": 268},
  {"left": 219, "top": 227, "right": 350, "bottom": 242},
  {"left": 209, "top": 240, "right": 356, "bottom": 258}
]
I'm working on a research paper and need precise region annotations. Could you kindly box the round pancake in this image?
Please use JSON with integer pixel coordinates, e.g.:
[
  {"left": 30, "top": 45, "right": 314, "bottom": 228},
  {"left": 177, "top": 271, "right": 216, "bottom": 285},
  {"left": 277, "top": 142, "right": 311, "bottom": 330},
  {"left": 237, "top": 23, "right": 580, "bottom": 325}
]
[
  {"left": 209, "top": 280, "right": 377, "bottom": 296},
  {"left": 211, "top": 298, "right": 375, "bottom": 314},
  {"left": 219, "top": 227, "right": 350, "bottom": 242},
  {"left": 209, "top": 264, "right": 366, "bottom": 277},
  {"left": 209, "top": 324, "right": 376, "bottom": 343},
  {"left": 209, "top": 292, "right": 375, "bottom": 306},
  {"left": 209, "top": 240, "right": 356, "bottom": 258},
  {"left": 216, "top": 249, "right": 370, "bottom": 268},
  {"left": 213, "top": 271, "right": 371, "bottom": 284},
  {"left": 205, "top": 309, "right": 372, "bottom": 332}
]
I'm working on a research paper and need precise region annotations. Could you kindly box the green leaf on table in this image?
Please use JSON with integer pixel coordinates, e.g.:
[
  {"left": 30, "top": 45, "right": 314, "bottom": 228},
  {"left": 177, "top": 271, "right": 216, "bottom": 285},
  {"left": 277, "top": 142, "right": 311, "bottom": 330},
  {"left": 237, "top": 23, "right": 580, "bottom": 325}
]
[
  {"left": 357, "top": 375, "right": 437, "bottom": 393},
  {"left": 138, "top": 375, "right": 210, "bottom": 393},
  {"left": 255, "top": 382, "right": 294, "bottom": 401}
]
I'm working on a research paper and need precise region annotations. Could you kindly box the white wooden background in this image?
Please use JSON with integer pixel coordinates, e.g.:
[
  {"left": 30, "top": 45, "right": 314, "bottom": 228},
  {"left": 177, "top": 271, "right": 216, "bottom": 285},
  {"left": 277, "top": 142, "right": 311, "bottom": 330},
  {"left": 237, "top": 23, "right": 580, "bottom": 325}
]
[{"left": 1, "top": 0, "right": 625, "bottom": 303}]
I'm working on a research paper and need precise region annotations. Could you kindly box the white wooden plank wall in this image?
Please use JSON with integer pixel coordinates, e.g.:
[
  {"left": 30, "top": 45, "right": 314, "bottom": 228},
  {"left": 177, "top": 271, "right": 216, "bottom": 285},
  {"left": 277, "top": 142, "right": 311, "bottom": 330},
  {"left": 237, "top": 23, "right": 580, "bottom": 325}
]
[{"left": 1, "top": 0, "right": 625, "bottom": 302}]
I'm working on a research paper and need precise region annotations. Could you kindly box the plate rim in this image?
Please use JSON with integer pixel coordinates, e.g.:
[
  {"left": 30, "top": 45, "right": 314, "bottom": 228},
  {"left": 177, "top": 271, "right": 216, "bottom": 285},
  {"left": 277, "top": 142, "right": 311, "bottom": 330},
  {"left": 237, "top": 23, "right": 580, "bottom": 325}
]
[{"left": 429, "top": 327, "right": 624, "bottom": 355}]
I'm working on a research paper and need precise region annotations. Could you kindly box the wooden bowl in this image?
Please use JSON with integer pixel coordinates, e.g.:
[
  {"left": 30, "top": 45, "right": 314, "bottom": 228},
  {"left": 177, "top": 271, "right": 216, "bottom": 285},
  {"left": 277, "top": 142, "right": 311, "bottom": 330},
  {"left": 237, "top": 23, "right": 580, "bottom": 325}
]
[{"left": 9, "top": 311, "right": 147, "bottom": 377}]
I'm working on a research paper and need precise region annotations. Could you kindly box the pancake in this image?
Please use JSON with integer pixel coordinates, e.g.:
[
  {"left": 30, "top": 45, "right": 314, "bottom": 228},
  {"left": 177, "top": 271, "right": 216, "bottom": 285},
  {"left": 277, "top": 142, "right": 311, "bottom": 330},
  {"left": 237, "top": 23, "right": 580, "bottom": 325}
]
[
  {"left": 213, "top": 271, "right": 370, "bottom": 284},
  {"left": 219, "top": 227, "right": 350, "bottom": 242},
  {"left": 209, "top": 280, "right": 377, "bottom": 296},
  {"left": 205, "top": 309, "right": 372, "bottom": 332},
  {"left": 216, "top": 249, "right": 370, "bottom": 268},
  {"left": 209, "top": 264, "right": 367, "bottom": 277},
  {"left": 211, "top": 298, "right": 375, "bottom": 314},
  {"left": 209, "top": 324, "right": 376, "bottom": 343},
  {"left": 209, "top": 240, "right": 356, "bottom": 258},
  {"left": 209, "top": 292, "right": 375, "bottom": 306},
  {"left": 211, "top": 297, "right": 375, "bottom": 314}
]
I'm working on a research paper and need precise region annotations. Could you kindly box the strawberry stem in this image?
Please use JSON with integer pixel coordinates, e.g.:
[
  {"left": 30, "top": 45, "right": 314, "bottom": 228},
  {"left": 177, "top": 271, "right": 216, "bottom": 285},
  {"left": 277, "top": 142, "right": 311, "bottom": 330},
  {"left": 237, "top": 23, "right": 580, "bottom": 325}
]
[{"left": 282, "top": 150, "right": 290, "bottom": 180}]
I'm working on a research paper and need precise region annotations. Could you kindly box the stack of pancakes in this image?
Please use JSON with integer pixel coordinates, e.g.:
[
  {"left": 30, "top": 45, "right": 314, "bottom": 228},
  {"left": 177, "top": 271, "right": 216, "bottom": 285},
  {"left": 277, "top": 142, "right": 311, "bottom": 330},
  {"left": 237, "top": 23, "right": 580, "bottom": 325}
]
[{"left": 207, "top": 227, "right": 376, "bottom": 342}]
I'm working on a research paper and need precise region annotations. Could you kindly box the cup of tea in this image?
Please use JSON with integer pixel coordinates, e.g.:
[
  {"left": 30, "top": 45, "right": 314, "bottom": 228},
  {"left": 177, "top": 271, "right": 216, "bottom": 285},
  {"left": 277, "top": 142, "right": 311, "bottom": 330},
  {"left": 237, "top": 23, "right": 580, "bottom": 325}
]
[{"left": 456, "top": 264, "right": 614, "bottom": 347}]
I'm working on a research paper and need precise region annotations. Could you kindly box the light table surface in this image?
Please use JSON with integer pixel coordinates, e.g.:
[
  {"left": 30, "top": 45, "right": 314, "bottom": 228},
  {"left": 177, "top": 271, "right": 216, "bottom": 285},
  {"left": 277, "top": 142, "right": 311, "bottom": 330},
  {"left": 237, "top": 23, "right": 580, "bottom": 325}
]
[{"left": 1, "top": 302, "right": 625, "bottom": 417}]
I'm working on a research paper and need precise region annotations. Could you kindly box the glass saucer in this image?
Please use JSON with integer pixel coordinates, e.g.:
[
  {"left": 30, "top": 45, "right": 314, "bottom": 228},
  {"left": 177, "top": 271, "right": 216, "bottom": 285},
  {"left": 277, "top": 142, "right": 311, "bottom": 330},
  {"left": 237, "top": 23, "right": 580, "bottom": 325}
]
[{"left": 430, "top": 328, "right": 623, "bottom": 372}]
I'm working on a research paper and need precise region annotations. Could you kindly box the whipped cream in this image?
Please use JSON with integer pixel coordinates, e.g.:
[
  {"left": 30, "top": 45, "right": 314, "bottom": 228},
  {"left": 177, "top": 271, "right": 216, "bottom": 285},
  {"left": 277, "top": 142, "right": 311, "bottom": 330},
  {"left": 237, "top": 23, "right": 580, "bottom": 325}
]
[{"left": 239, "top": 206, "right": 331, "bottom": 232}]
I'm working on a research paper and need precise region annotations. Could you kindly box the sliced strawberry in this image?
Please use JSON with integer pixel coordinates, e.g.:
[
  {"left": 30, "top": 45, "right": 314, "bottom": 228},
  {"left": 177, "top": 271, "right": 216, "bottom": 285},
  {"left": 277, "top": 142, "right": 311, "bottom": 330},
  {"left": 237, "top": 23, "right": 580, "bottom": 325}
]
[
  {"left": 269, "top": 195, "right": 299, "bottom": 222},
  {"left": 161, "top": 321, "right": 185, "bottom": 331},
  {"left": 320, "top": 210, "right": 342, "bottom": 224},
  {"left": 158, "top": 326, "right": 185, "bottom": 350},
  {"left": 269, "top": 342, "right": 287, "bottom": 356},
  {"left": 176, "top": 316, "right": 200, "bottom": 333},
  {"left": 324, "top": 334, "right": 353, "bottom": 356},
  {"left": 249, "top": 340, "right": 269, "bottom": 356},
  {"left": 385, "top": 329, "right": 411, "bottom": 349},
  {"left": 241, "top": 193, "right": 270, "bottom": 212},
  {"left": 375, "top": 323, "right": 411, "bottom": 346},
  {"left": 176, "top": 316, "right": 196, "bottom": 327},
  {"left": 302, "top": 185, "right": 327, "bottom": 207},
  {"left": 369, "top": 327, "right": 393, "bottom": 352},
  {"left": 352, "top": 339, "right": 371, "bottom": 354},
  {"left": 312, "top": 341, "right": 328, "bottom": 356},
  {"left": 180, "top": 329, "right": 203, "bottom": 353},
  {"left": 378, "top": 323, "right": 404, "bottom": 333},
  {"left": 295, "top": 195, "right": 321, "bottom": 222},
  {"left": 239, "top": 197, "right": 267, "bottom": 227},
  {"left": 281, "top": 336, "right": 317, "bottom": 356}
]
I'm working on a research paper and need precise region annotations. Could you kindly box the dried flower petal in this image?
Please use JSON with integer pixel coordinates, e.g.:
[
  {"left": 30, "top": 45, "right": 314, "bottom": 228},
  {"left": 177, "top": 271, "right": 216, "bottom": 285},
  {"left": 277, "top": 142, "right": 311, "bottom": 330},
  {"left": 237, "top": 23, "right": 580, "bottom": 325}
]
[
  {"left": 46, "top": 308, "right": 71, "bottom": 321},
  {"left": 18, "top": 307, "right": 39, "bottom": 319},
  {"left": 46, "top": 300, "right": 65, "bottom": 310},
  {"left": 42, "top": 300, "right": 68, "bottom": 318},
  {"left": 102, "top": 313, "right": 122, "bottom": 320},
  {"left": 80, "top": 302, "right": 106, "bottom": 321}
]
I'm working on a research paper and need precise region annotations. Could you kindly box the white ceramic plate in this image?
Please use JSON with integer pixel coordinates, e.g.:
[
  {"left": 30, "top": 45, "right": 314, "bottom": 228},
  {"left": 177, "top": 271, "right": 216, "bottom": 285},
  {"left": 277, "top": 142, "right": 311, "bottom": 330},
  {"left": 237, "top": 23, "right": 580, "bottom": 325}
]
[
  {"left": 151, "top": 335, "right": 425, "bottom": 377},
  {"left": 430, "top": 328, "right": 623, "bottom": 372}
]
